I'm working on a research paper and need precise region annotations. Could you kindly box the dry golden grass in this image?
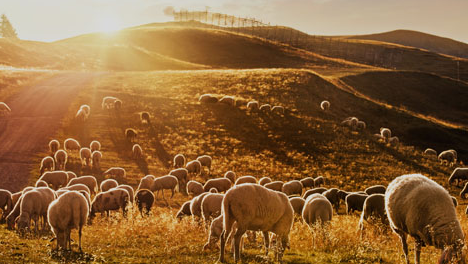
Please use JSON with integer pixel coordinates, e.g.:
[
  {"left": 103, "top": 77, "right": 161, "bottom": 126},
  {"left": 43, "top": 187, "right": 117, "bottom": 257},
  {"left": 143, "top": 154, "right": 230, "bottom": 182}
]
[{"left": 0, "top": 69, "right": 55, "bottom": 101}]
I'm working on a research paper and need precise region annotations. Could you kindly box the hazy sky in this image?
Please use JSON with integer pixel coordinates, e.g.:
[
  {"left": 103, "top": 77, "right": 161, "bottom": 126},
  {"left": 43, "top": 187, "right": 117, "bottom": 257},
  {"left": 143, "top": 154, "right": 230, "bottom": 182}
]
[{"left": 1, "top": 0, "right": 467, "bottom": 43}]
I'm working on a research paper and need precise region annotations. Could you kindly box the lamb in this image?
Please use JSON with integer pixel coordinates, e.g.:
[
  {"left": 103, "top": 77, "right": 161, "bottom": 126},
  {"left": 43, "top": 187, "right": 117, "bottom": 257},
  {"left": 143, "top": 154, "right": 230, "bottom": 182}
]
[
  {"left": 197, "top": 155, "right": 212, "bottom": 175},
  {"left": 0, "top": 102, "right": 11, "bottom": 115},
  {"left": 320, "top": 100, "right": 330, "bottom": 111},
  {"left": 323, "top": 188, "right": 341, "bottom": 211},
  {"left": 271, "top": 105, "right": 285, "bottom": 115},
  {"left": 449, "top": 168, "right": 468, "bottom": 187},
  {"left": 103, "top": 167, "right": 126, "bottom": 180},
  {"left": 385, "top": 173, "right": 465, "bottom": 264},
  {"left": 48, "top": 191, "right": 89, "bottom": 251},
  {"left": 132, "top": 144, "right": 143, "bottom": 159},
  {"left": 101, "top": 96, "right": 118, "bottom": 109},
  {"left": 439, "top": 150, "right": 457, "bottom": 166},
  {"left": 345, "top": 193, "right": 369, "bottom": 214},
  {"left": 259, "top": 104, "right": 272, "bottom": 112},
  {"left": 176, "top": 200, "right": 193, "bottom": 219},
  {"left": 388, "top": 136, "right": 399, "bottom": 147},
  {"left": 64, "top": 138, "right": 81, "bottom": 152},
  {"left": 80, "top": 104, "right": 90, "bottom": 116},
  {"left": 135, "top": 189, "right": 154, "bottom": 216},
  {"left": 137, "top": 175, "right": 156, "bottom": 190},
  {"left": 100, "top": 179, "right": 119, "bottom": 192},
  {"left": 173, "top": 154, "right": 186, "bottom": 168},
  {"left": 303, "top": 187, "right": 327, "bottom": 199},
  {"left": 49, "top": 140, "right": 60, "bottom": 154},
  {"left": 258, "top": 177, "right": 272, "bottom": 186},
  {"left": 75, "top": 108, "right": 87, "bottom": 122},
  {"left": 91, "top": 151, "right": 102, "bottom": 170},
  {"left": 235, "top": 175, "right": 257, "bottom": 185},
  {"left": 54, "top": 150, "right": 68, "bottom": 171},
  {"left": 67, "top": 176, "right": 99, "bottom": 196},
  {"left": 201, "top": 193, "right": 224, "bottom": 222},
  {"left": 151, "top": 175, "right": 178, "bottom": 199},
  {"left": 246, "top": 101, "right": 259, "bottom": 112},
  {"left": 186, "top": 160, "right": 202, "bottom": 175},
  {"left": 187, "top": 180, "right": 204, "bottom": 196},
  {"left": 365, "top": 185, "right": 386, "bottom": 195},
  {"left": 169, "top": 168, "right": 189, "bottom": 194},
  {"left": 358, "top": 194, "right": 387, "bottom": 230},
  {"left": 424, "top": 148, "right": 437, "bottom": 157},
  {"left": 314, "top": 176, "right": 325, "bottom": 187},
  {"left": 300, "top": 177, "right": 315, "bottom": 189},
  {"left": 140, "top": 111, "right": 151, "bottom": 124},
  {"left": 289, "top": 197, "right": 305, "bottom": 215},
  {"left": 282, "top": 180, "right": 303, "bottom": 196},
  {"left": 380, "top": 127, "right": 391, "bottom": 140},
  {"left": 79, "top": 147, "right": 92, "bottom": 167},
  {"left": 90, "top": 188, "right": 129, "bottom": 220},
  {"left": 264, "top": 181, "right": 284, "bottom": 192},
  {"left": 204, "top": 178, "right": 232, "bottom": 193},
  {"left": 89, "top": 140, "right": 101, "bottom": 152},
  {"left": 224, "top": 171, "right": 236, "bottom": 184},
  {"left": 39, "top": 156, "right": 55, "bottom": 175},
  {"left": 219, "top": 96, "right": 236, "bottom": 106},
  {"left": 116, "top": 185, "right": 134, "bottom": 204},
  {"left": 199, "top": 94, "right": 218, "bottom": 104},
  {"left": 0, "top": 189, "right": 12, "bottom": 223},
  {"left": 190, "top": 192, "right": 210, "bottom": 218},
  {"left": 125, "top": 128, "right": 137, "bottom": 142},
  {"left": 39, "top": 171, "right": 68, "bottom": 190},
  {"left": 219, "top": 184, "right": 294, "bottom": 263},
  {"left": 302, "top": 193, "right": 333, "bottom": 227},
  {"left": 35, "top": 180, "right": 49, "bottom": 188}
]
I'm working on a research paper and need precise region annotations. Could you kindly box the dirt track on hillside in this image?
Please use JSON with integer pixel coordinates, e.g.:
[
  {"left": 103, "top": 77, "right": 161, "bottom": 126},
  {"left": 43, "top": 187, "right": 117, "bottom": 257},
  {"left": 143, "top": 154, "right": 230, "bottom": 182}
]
[{"left": 0, "top": 72, "right": 99, "bottom": 192}]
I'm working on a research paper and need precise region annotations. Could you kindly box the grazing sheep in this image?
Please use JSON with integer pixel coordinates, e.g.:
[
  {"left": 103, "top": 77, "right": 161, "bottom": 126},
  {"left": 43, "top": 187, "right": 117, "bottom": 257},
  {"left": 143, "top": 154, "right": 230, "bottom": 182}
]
[
  {"left": 204, "top": 178, "right": 232, "bottom": 193},
  {"left": 79, "top": 148, "right": 92, "bottom": 167},
  {"left": 356, "top": 121, "right": 366, "bottom": 130},
  {"left": 388, "top": 136, "right": 399, "bottom": 147},
  {"left": 201, "top": 193, "right": 224, "bottom": 222},
  {"left": 314, "top": 176, "right": 325, "bottom": 187},
  {"left": 140, "top": 111, "right": 150, "bottom": 124},
  {"left": 282, "top": 180, "right": 303, "bottom": 196},
  {"left": 219, "top": 184, "right": 294, "bottom": 263},
  {"left": 39, "top": 156, "right": 55, "bottom": 175},
  {"left": 89, "top": 140, "right": 101, "bottom": 152},
  {"left": 197, "top": 155, "right": 212, "bottom": 175},
  {"left": 64, "top": 138, "right": 81, "bottom": 152},
  {"left": 67, "top": 176, "right": 99, "bottom": 196},
  {"left": 373, "top": 133, "right": 386, "bottom": 141},
  {"left": 449, "top": 168, "right": 468, "bottom": 187},
  {"left": 17, "top": 189, "right": 55, "bottom": 233},
  {"left": 0, "top": 189, "right": 12, "bottom": 223},
  {"left": 90, "top": 188, "right": 129, "bottom": 220},
  {"left": 151, "top": 175, "right": 178, "bottom": 199},
  {"left": 320, "top": 101, "right": 330, "bottom": 111},
  {"left": 91, "top": 151, "right": 102, "bottom": 170},
  {"left": 75, "top": 108, "right": 87, "bottom": 122},
  {"left": 66, "top": 171, "right": 77, "bottom": 182},
  {"left": 39, "top": 171, "right": 68, "bottom": 190},
  {"left": 289, "top": 197, "right": 305, "bottom": 215},
  {"left": 135, "top": 189, "right": 154, "bottom": 216},
  {"left": 114, "top": 100, "right": 122, "bottom": 110},
  {"left": 224, "top": 171, "right": 236, "bottom": 184},
  {"left": 137, "top": 175, "right": 156, "bottom": 191},
  {"left": 258, "top": 177, "right": 272, "bottom": 186},
  {"left": 100, "top": 179, "right": 119, "bottom": 192},
  {"left": 132, "top": 144, "right": 143, "bottom": 159},
  {"left": 271, "top": 105, "right": 285, "bottom": 115},
  {"left": 190, "top": 193, "right": 210, "bottom": 218},
  {"left": 49, "top": 140, "right": 60, "bottom": 154},
  {"left": 169, "top": 168, "right": 189, "bottom": 194},
  {"left": 342, "top": 117, "right": 359, "bottom": 130},
  {"left": 186, "top": 160, "right": 202, "bottom": 175},
  {"left": 54, "top": 150, "right": 68, "bottom": 171},
  {"left": 424, "top": 148, "right": 437, "bottom": 157},
  {"left": 302, "top": 193, "right": 333, "bottom": 227},
  {"left": 0, "top": 102, "right": 11, "bottom": 115},
  {"left": 11, "top": 192, "right": 21, "bottom": 208},
  {"left": 439, "top": 150, "right": 457, "bottom": 166},
  {"left": 303, "top": 187, "right": 327, "bottom": 199},
  {"left": 345, "top": 193, "right": 369, "bottom": 214},
  {"left": 62, "top": 184, "right": 91, "bottom": 196},
  {"left": 300, "top": 177, "right": 315, "bottom": 189},
  {"left": 48, "top": 191, "right": 89, "bottom": 251},
  {"left": 337, "top": 190, "right": 350, "bottom": 202},
  {"left": 6, "top": 194, "right": 23, "bottom": 230},
  {"left": 101, "top": 96, "right": 118, "bottom": 109},
  {"left": 365, "top": 185, "right": 386, "bottom": 195},
  {"left": 103, "top": 167, "right": 126, "bottom": 180},
  {"left": 323, "top": 188, "right": 341, "bottom": 211},
  {"left": 35, "top": 180, "right": 49, "bottom": 188},
  {"left": 235, "top": 176, "right": 257, "bottom": 185},
  {"left": 199, "top": 94, "right": 218, "bottom": 104},
  {"left": 125, "top": 128, "right": 137, "bottom": 142},
  {"left": 380, "top": 128, "right": 391, "bottom": 140},
  {"left": 264, "top": 181, "right": 284, "bottom": 192},
  {"left": 246, "top": 101, "right": 259, "bottom": 112},
  {"left": 204, "top": 215, "right": 224, "bottom": 250},
  {"left": 80, "top": 104, "right": 90, "bottom": 116},
  {"left": 259, "top": 104, "right": 272, "bottom": 112},
  {"left": 173, "top": 154, "right": 186, "bottom": 168},
  {"left": 385, "top": 174, "right": 465, "bottom": 264},
  {"left": 219, "top": 96, "right": 235, "bottom": 106},
  {"left": 176, "top": 200, "right": 193, "bottom": 219},
  {"left": 448, "top": 149, "right": 458, "bottom": 161},
  {"left": 116, "top": 185, "right": 134, "bottom": 204},
  {"left": 187, "top": 180, "right": 204, "bottom": 197},
  {"left": 358, "top": 194, "right": 387, "bottom": 230}
]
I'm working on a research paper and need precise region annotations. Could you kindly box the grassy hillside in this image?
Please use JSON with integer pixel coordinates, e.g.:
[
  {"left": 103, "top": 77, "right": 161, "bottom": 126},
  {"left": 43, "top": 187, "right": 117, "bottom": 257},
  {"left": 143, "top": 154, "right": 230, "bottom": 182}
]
[
  {"left": 0, "top": 68, "right": 55, "bottom": 101},
  {"left": 347, "top": 29, "right": 468, "bottom": 59}
]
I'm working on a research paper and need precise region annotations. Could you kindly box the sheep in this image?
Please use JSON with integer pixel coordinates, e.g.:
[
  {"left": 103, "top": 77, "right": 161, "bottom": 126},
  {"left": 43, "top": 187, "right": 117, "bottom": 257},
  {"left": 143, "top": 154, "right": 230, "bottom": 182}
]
[
  {"left": 452, "top": 196, "right": 458, "bottom": 207},
  {"left": 176, "top": 200, "right": 193, "bottom": 219},
  {"left": 17, "top": 189, "right": 54, "bottom": 233},
  {"left": 6, "top": 194, "right": 23, "bottom": 230},
  {"left": 424, "top": 148, "right": 437, "bottom": 157},
  {"left": 219, "top": 96, "right": 235, "bottom": 106},
  {"left": 39, "top": 171, "right": 68, "bottom": 190},
  {"left": 91, "top": 151, "right": 102, "bottom": 170},
  {"left": 449, "top": 168, "right": 468, "bottom": 187},
  {"left": 90, "top": 188, "right": 129, "bottom": 220},
  {"left": 67, "top": 176, "right": 99, "bottom": 196},
  {"left": 358, "top": 194, "right": 387, "bottom": 230},
  {"left": 204, "top": 178, "right": 232, "bottom": 193},
  {"left": 314, "top": 176, "right": 325, "bottom": 187},
  {"left": 66, "top": 171, "right": 77, "bottom": 182},
  {"left": 132, "top": 144, "right": 143, "bottom": 159},
  {"left": 190, "top": 192, "right": 210, "bottom": 218},
  {"left": 140, "top": 111, "right": 151, "bottom": 124},
  {"left": 259, "top": 104, "right": 272, "bottom": 112},
  {"left": 300, "top": 177, "right": 315, "bottom": 189},
  {"left": 114, "top": 99, "right": 122, "bottom": 110},
  {"left": 320, "top": 100, "right": 330, "bottom": 111},
  {"left": 173, "top": 154, "right": 186, "bottom": 168},
  {"left": 323, "top": 188, "right": 341, "bottom": 211},
  {"left": 201, "top": 193, "right": 224, "bottom": 222},
  {"left": 342, "top": 117, "right": 359, "bottom": 130},
  {"left": 388, "top": 136, "right": 399, "bottom": 147},
  {"left": 39, "top": 156, "right": 55, "bottom": 175},
  {"left": 209, "top": 188, "right": 219, "bottom": 193},
  {"left": 186, "top": 160, "right": 202, "bottom": 175},
  {"left": 345, "top": 192, "right": 369, "bottom": 214},
  {"left": 246, "top": 101, "right": 259, "bottom": 112},
  {"left": 64, "top": 138, "right": 81, "bottom": 152},
  {"left": 219, "top": 184, "right": 294, "bottom": 263},
  {"left": 135, "top": 189, "right": 154, "bottom": 216},
  {"left": 0, "top": 189, "right": 12, "bottom": 223},
  {"left": 439, "top": 150, "right": 457, "bottom": 166},
  {"left": 137, "top": 175, "right": 156, "bottom": 191},
  {"left": 385, "top": 173, "right": 465, "bottom": 264},
  {"left": 459, "top": 182, "right": 468, "bottom": 199},
  {"left": 100, "top": 179, "right": 119, "bottom": 192},
  {"left": 0, "top": 102, "right": 12, "bottom": 115},
  {"left": 365, "top": 185, "right": 386, "bottom": 195},
  {"left": 204, "top": 215, "right": 224, "bottom": 250},
  {"left": 264, "top": 181, "right": 284, "bottom": 192},
  {"left": 199, "top": 94, "right": 218, "bottom": 104},
  {"left": 258, "top": 177, "right": 272, "bottom": 186},
  {"left": 11, "top": 192, "right": 21, "bottom": 208},
  {"left": 89, "top": 140, "right": 101, "bottom": 152},
  {"left": 356, "top": 121, "right": 366, "bottom": 130},
  {"left": 235, "top": 175, "right": 257, "bottom": 185},
  {"left": 49, "top": 140, "right": 60, "bottom": 154},
  {"left": 289, "top": 197, "right": 305, "bottom": 215},
  {"left": 62, "top": 184, "right": 91, "bottom": 196},
  {"left": 79, "top": 147, "right": 92, "bottom": 167},
  {"left": 116, "top": 185, "right": 134, "bottom": 204},
  {"left": 197, "top": 155, "right": 212, "bottom": 175},
  {"left": 75, "top": 108, "right": 87, "bottom": 122},
  {"left": 48, "top": 191, "right": 89, "bottom": 251},
  {"left": 282, "top": 180, "right": 303, "bottom": 196},
  {"left": 373, "top": 133, "right": 386, "bottom": 141},
  {"left": 449, "top": 149, "right": 458, "bottom": 161},
  {"left": 187, "top": 180, "right": 204, "bottom": 197},
  {"left": 337, "top": 190, "right": 350, "bottom": 202},
  {"left": 151, "top": 175, "right": 178, "bottom": 199},
  {"left": 103, "top": 167, "right": 126, "bottom": 180},
  {"left": 35, "top": 180, "right": 49, "bottom": 188},
  {"left": 224, "top": 171, "right": 236, "bottom": 184},
  {"left": 80, "top": 104, "right": 90, "bottom": 116},
  {"left": 169, "top": 168, "right": 189, "bottom": 194},
  {"left": 101, "top": 96, "right": 118, "bottom": 109},
  {"left": 303, "top": 187, "right": 327, "bottom": 199},
  {"left": 54, "top": 150, "right": 68, "bottom": 171},
  {"left": 125, "top": 128, "right": 137, "bottom": 142},
  {"left": 302, "top": 193, "right": 333, "bottom": 227},
  {"left": 380, "top": 127, "right": 391, "bottom": 140},
  {"left": 271, "top": 105, "right": 285, "bottom": 115}
]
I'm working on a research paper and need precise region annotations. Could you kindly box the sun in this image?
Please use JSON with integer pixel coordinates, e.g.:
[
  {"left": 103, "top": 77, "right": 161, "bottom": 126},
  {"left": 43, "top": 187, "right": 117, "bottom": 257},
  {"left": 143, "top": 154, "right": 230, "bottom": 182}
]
[{"left": 96, "top": 14, "right": 122, "bottom": 33}]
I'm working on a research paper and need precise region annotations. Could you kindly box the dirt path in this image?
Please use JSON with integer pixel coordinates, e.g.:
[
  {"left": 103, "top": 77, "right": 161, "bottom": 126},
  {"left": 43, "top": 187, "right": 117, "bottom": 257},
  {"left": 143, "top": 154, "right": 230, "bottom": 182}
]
[{"left": 0, "top": 72, "right": 100, "bottom": 192}]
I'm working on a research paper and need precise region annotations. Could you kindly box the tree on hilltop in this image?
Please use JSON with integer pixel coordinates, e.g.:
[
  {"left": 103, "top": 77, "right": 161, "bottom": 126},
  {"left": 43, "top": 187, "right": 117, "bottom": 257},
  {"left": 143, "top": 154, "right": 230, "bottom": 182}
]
[{"left": 0, "top": 14, "right": 18, "bottom": 39}]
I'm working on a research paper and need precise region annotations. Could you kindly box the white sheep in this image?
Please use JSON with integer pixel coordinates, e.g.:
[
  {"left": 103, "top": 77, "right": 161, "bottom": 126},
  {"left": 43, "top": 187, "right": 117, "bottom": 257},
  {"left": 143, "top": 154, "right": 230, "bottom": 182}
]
[
  {"left": 190, "top": 193, "right": 210, "bottom": 218},
  {"left": 201, "top": 193, "right": 224, "bottom": 222},
  {"left": 173, "top": 154, "right": 186, "bottom": 168},
  {"left": 39, "top": 171, "right": 68, "bottom": 190},
  {"left": 264, "top": 181, "right": 284, "bottom": 192},
  {"left": 169, "top": 168, "right": 189, "bottom": 194},
  {"left": 219, "top": 96, "right": 236, "bottom": 106},
  {"left": 132, "top": 144, "right": 143, "bottom": 159},
  {"left": 61, "top": 184, "right": 91, "bottom": 196},
  {"left": 224, "top": 171, "right": 236, "bottom": 184},
  {"left": 135, "top": 189, "right": 154, "bottom": 216},
  {"left": 282, "top": 180, "right": 303, "bottom": 196},
  {"left": 246, "top": 101, "right": 259, "bottom": 112},
  {"left": 0, "top": 189, "right": 12, "bottom": 222},
  {"left": 219, "top": 184, "right": 294, "bottom": 263},
  {"left": 204, "top": 178, "right": 232, "bottom": 193},
  {"left": 54, "top": 150, "right": 68, "bottom": 171},
  {"left": 186, "top": 160, "right": 201, "bottom": 175},
  {"left": 125, "top": 128, "right": 137, "bottom": 142},
  {"left": 289, "top": 197, "right": 305, "bottom": 215},
  {"left": 35, "top": 180, "right": 49, "bottom": 188},
  {"left": 365, "top": 185, "right": 386, "bottom": 195},
  {"left": 66, "top": 171, "right": 77, "bottom": 182},
  {"left": 356, "top": 121, "right": 366, "bottom": 130},
  {"left": 67, "top": 176, "right": 99, "bottom": 196},
  {"left": 101, "top": 96, "right": 118, "bottom": 109},
  {"left": 49, "top": 139, "right": 60, "bottom": 154},
  {"left": 314, "top": 176, "right": 325, "bottom": 186},
  {"left": 80, "top": 104, "right": 90, "bottom": 116},
  {"left": 199, "top": 94, "right": 218, "bottom": 104},
  {"left": 140, "top": 112, "right": 151, "bottom": 125},
  {"left": 302, "top": 193, "right": 333, "bottom": 227},
  {"left": 385, "top": 173, "right": 465, "bottom": 264},
  {"left": 114, "top": 99, "right": 122, "bottom": 110},
  {"left": 103, "top": 167, "right": 126, "bottom": 180},
  {"left": 187, "top": 180, "right": 204, "bottom": 197},
  {"left": 64, "top": 138, "right": 81, "bottom": 152},
  {"left": 79, "top": 147, "right": 92, "bottom": 167},
  {"left": 302, "top": 187, "right": 327, "bottom": 200},
  {"left": 300, "top": 177, "right": 315, "bottom": 189},
  {"left": 100, "top": 179, "right": 119, "bottom": 192},
  {"left": 39, "top": 156, "right": 55, "bottom": 175},
  {"left": 91, "top": 151, "right": 102, "bottom": 170},
  {"left": 0, "top": 102, "right": 12, "bottom": 115},
  {"left": 116, "top": 185, "right": 134, "bottom": 204},
  {"left": 358, "top": 194, "right": 387, "bottom": 231},
  {"left": 151, "top": 175, "right": 178, "bottom": 199},
  {"left": 90, "top": 188, "right": 129, "bottom": 220},
  {"left": 271, "top": 105, "right": 285, "bottom": 115},
  {"left": 424, "top": 148, "right": 437, "bottom": 157},
  {"left": 48, "top": 191, "right": 89, "bottom": 251},
  {"left": 439, "top": 150, "right": 457, "bottom": 166},
  {"left": 137, "top": 175, "right": 156, "bottom": 191},
  {"left": 380, "top": 127, "right": 391, "bottom": 140},
  {"left": 176, "top": 200, "right": 193, "bottom": 219},
  {"left": 259, "top": 177, "right": 272, "bottom": 186},
  {"left": 75, "top": 108, "right": 87, "bottom": 122},
  {"left": 17, "top": 188, "right": 55, "bottom": 233},
  {"left": 259, "top": 104, "right": 272, "bottom": 112},
  {"left": 89, "top": 140, "right": 101, "bottom": 152},
  {"left": 388, "top": 136, "right": 399, "bottom": 147},
  {"left": 204, "top": 214, "right": 224, "bottom": 250},
  {"left": 235, "top": 175, "right": 257, "bottom": 185},
  {"left": 197, "top": 155, "right": 212, "bottom": 175},
  {"left": 320, "top": 101, "right": 330, "bottom": 111},
  {"left": 449, "top": 168, "right": 468, "bottom": 187}
]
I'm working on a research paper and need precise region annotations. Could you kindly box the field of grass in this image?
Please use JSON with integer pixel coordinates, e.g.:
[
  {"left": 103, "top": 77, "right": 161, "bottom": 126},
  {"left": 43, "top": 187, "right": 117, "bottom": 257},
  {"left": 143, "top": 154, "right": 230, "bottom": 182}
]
[{"left": 0, "top": 69, "right": 55, "bottom": 101}]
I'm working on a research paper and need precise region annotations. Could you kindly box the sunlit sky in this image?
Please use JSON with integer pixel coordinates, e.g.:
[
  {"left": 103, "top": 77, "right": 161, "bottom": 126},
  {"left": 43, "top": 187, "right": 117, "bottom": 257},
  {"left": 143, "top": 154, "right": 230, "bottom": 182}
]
[{"left": 1, "top": 0, "right": 467, "bottom": 43}]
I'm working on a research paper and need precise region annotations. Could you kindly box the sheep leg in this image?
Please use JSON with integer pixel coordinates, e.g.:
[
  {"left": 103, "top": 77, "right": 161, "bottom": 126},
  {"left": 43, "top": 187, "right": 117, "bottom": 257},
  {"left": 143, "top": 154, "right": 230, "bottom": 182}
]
[
  {"left": 396, "top": 230, "right": 410, "bottom": 264},
  {"left": 79, "top": 226, "right": 83, "bottom": 252},
  {"left": 219, "top": 230, "right": 227, "bottom": 263},
  {"left": 414, "top": 239, "right": 422, "bottom": 264},
  {"left": 234, "top": 228, "right": 246, "bottom": 262},
  {"left": 262, "top": 231, "right": 269, "bottom": 256},
  {"left": 171, "top": 188, "right": 175, "bottom": 198}
]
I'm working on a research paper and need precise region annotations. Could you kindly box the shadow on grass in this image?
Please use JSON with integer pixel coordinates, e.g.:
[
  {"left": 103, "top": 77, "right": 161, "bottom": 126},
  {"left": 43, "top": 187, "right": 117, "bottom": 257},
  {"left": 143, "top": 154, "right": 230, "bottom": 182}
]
[{"left": 49, "top": 249, "right": 96, "bottom": 263}]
